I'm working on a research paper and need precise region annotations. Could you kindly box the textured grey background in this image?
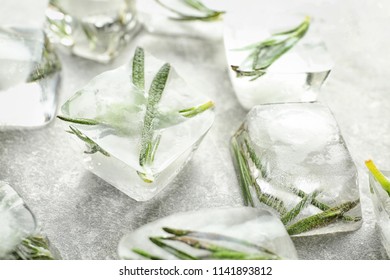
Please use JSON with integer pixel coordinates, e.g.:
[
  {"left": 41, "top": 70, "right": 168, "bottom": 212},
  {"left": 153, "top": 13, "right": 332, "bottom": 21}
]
[{"left": 1, "top": 0, "right": 389, "bottom": 259}]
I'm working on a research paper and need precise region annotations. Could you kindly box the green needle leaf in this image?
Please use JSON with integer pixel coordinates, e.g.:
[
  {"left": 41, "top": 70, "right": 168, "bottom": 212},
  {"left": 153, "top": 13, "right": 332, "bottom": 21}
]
[
  {"left": 162, "top": 227, "right": 279, "bottom": 258},
  {"left": 230, "top": 136, "right": 255, "bottom": 206},
  {"left": 132, "top": 47, "right": 145, "bottom": 91},
  {"left": 156, "top": 0, "right": 224, "bottom": 22},
  {"left": 132, "top": 248, "right": 163, "bottom": 260},
  {"left": 149, "top": 237, "right": 198, "bottom": 260},
  {"left": 57, "top": 115, "right": 101, "bottom": 125},
  {"left": 139, "top": 63, "right": 170, "bottom": 172}
]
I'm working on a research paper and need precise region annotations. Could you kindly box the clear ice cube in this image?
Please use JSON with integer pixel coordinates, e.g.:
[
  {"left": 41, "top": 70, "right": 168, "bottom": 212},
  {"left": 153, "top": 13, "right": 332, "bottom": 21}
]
[
  {"left": 137, "top": 0, "right": 224, "bottom": 41},
  {"left": 0, "top": 181, "right": 60, "bottom": 260},
  {"left": 0, "top": 27, "right": 61, "bottom": 128},
  {"left": 46, "top": 0, "right": 140, "bottom": 63},
  {"left": 224, "top": 15, "right": 333, "bottom": 110},
  {"left": 118, "top": 207, "right": 298, "bottom": 260},
  {"left": 231, "top": 103, "right": 362, "bottom": 236},
  {"left": 60, "top": 48, "right": 215, "bottom": 201},
  {"left": 369, "top": 171, "right": 390, "bottom": 257},
  {"left": 0, "top": 181, "right": 36, "bottom": 259}
]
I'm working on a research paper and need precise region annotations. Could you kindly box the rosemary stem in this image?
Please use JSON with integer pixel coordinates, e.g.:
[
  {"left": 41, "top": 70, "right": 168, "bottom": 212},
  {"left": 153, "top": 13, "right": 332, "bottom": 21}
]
[{"left": 365, "top": 159, "right": 390, "bottom": 195}]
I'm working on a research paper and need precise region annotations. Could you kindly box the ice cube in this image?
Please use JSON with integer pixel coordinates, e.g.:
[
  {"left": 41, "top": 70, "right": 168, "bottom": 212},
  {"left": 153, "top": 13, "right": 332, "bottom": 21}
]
[
  {"left": 118, "top": 207, "right": 298, "bottom": 260},
  {"left": 0, "top": 27, "right": 61, "bottom": 128},
  {"left": 0, "top": 181, "right": 60, "bottom": 260},
  {"left": 137, "top": 0, "right": 224, "bottom": 41},
  {"left": 369, "top": 171, "right": 390, "bottom": 257},
  {"left": 59, "top": 47, "right": 215, "bottom": 201},
  {"left": 46, "top": 0, "right": 140, "bottom": 63},
  {"left": 231, "top": 103, "right": 362, "bottom": 236},
  {"left": 0, "top": 182, "right": 36, "bottom": 259},
  {"left": 224, "top": 14, "right": 333, "bottom": 110}
]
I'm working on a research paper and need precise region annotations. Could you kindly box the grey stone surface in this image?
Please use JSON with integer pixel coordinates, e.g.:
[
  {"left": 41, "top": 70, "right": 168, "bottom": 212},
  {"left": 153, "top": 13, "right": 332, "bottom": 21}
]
[{"left": 0, "top": 0, "right": 389, "bottom": 259}]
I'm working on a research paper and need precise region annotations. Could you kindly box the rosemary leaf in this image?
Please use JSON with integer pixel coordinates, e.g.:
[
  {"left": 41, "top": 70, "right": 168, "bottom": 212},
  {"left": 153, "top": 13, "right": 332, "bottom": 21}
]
[
  {"left": 231, "top": 16, "right": 310, "bottom": 81},
  {"left": 163, "top": 236, "right": 278, "bottom": 260},
  {"left": 179, "top": 101, "right": 214, "bottom": 118},
  {"left": 139, "top": 63, "right": 170, "bottom": 171},
  {"left": 156, "top": 0, "right": 224, "bottom": 22},
  {"left": 365, "top": 159, "right": 390, "bottom": 196},
  {"left": 162, "top": 227, "right": 279, "bottom": 258},
  {"left": 287, "top": 199, "right": 360, "bottom": 235},
  {"left": 230, "top": 136, "right": 255, "bottom": 206},
  {"left": 69, "top": 125, "right": 110, "bottom": 157},
  {"left": 132, "top": 47, "right": 145, "bottom": 91},
  {"left": 149, "top": 237, "right": 198, "bottom": 260},
  {"left": 57, "top": 115, "right": 101, "bottom": 125},
  {"left": 132, "top": 248, "right": 163, "bottom": 260}
]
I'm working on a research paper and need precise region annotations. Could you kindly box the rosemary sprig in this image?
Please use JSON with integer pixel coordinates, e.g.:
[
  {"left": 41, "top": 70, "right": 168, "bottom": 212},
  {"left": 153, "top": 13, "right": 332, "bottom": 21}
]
[
  {"left": 365, "top": 160, "right": 390, "bottom": 196},
  {"left": 230, "top": 130, "right": 361, "bottom": 235},
  {"left": 286, "top": 199, "right": 360, "bottom": 235},
  {"left": 162, "top": 236, "right": 277, "bottom": 260},
  {"left": 27, "top": 37, "right": 62, "bottom": 82},
  {"left": 13, "top": 236, "right": 55, "bottom": 260},
  {"left": 68, "top": 125, "right": 110, "bottom": 156},
  {"left": 133, "top": 227, "right": 281, "bottom": 260},
  {"left": 162, "top": 227, "right": 279, "bottom": 258},
  {"left": 231, "top": 16, "right": 310, "bottom": 81},
  {"left": 231, "top": 133, "right": 287, "bottom": 214},
  {"left": 156, "top": 0, "right": 225, "bottom": 21}
]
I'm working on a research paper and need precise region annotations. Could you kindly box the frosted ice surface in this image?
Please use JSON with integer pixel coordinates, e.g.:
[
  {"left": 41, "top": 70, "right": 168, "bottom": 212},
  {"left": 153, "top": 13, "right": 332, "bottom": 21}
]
[
  {"left": 233, "top": 103, "right": 362, "bottom": 236},
  {"left": 0, "top": 182, "right": 36, "bottom": 259},
  {"left": 118, "top": 207, "right": 298, "bottom": 260},
  {"left": 61, "top": 49, "right": 215, "bottom": 201}
]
